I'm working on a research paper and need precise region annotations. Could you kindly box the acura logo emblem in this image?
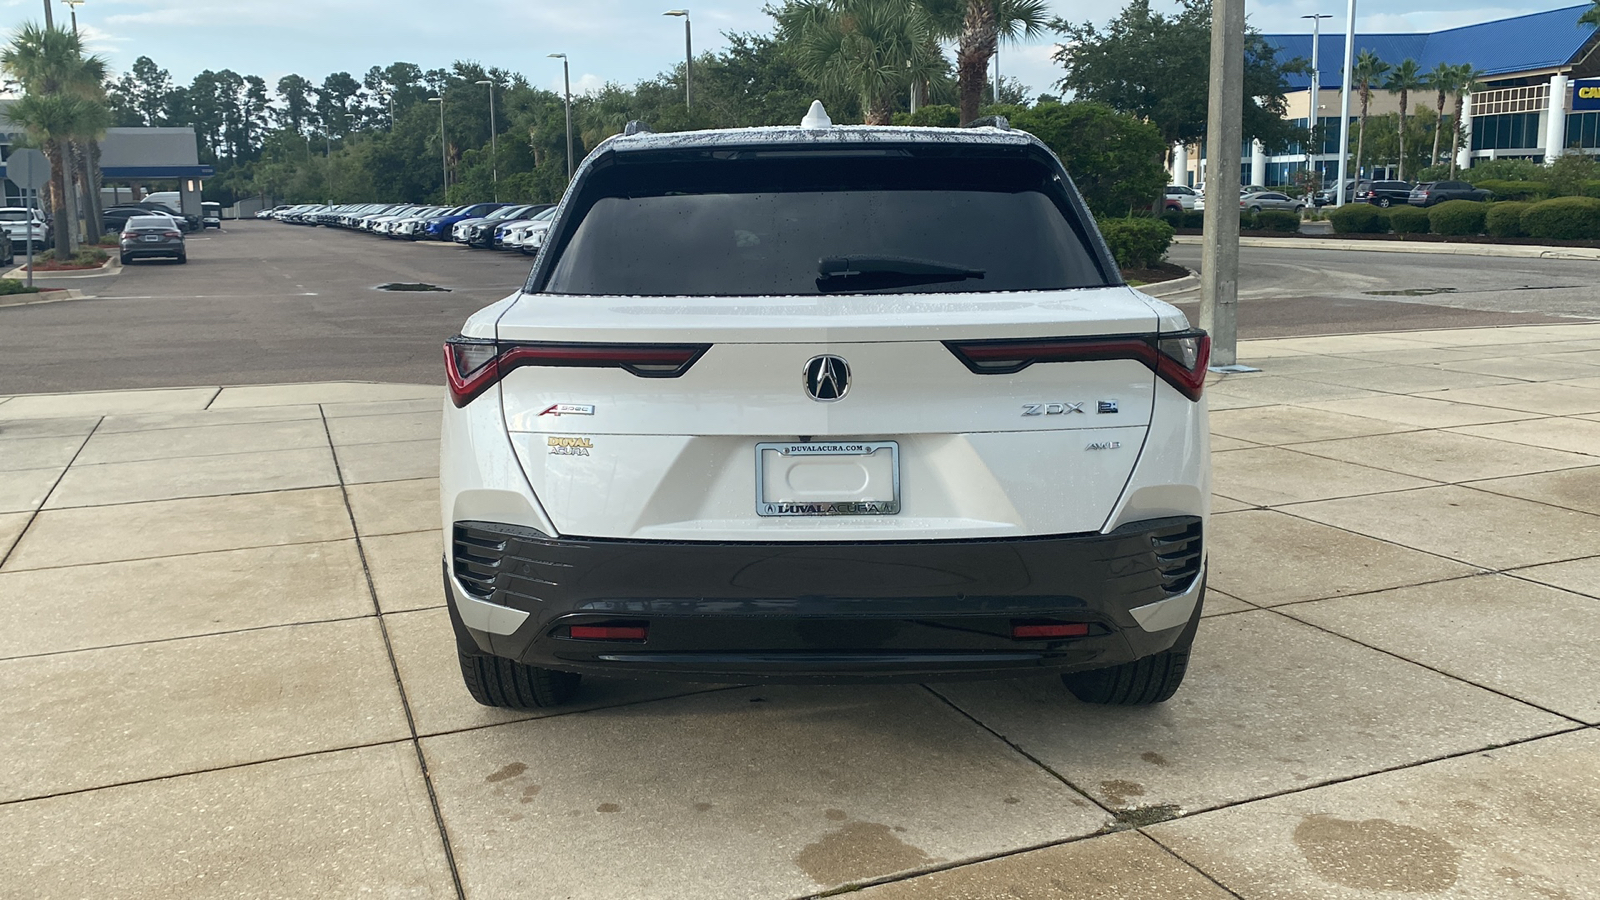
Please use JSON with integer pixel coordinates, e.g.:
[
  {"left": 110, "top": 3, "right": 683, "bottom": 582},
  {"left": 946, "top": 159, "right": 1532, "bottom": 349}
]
[{"left": 803, "top": 355, "right": 850, "bottom": 402}]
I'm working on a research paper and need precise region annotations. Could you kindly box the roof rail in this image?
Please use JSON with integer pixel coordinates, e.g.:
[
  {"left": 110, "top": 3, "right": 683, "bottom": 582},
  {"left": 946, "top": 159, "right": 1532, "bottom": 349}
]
[
  {"left": 623, "top": 120, "right": 654, "bottom": 136},
  {"left": 964, "top": 115, "right": 1010, "bottom": 130}
]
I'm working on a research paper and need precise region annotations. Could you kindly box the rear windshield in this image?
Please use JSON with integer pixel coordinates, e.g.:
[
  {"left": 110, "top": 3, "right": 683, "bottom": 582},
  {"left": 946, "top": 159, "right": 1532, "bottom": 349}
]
[{"left": 537, "top": 150, "right": 1111, "bottom": 296}]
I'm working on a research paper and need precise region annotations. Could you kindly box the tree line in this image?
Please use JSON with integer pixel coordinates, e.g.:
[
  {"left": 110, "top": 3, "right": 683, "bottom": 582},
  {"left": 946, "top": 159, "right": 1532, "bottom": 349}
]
[{"left": 6, "top": 0, "right": 1319, "bottom": 235}]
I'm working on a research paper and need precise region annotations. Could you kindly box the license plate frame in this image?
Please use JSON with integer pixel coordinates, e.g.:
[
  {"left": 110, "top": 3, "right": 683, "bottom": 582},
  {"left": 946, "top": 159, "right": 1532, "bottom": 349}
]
[{"left": 755, "top": 441, "right": 900, "bottom": 517}]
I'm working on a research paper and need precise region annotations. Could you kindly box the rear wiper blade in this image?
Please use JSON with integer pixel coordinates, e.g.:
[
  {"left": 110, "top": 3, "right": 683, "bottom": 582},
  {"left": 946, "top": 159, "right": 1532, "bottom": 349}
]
[
  {"left": 818, "top": 256, "right": 985, "bottom": 279},
  {"left": 816, "top": 256, "right": 985, "bottom": 292}
]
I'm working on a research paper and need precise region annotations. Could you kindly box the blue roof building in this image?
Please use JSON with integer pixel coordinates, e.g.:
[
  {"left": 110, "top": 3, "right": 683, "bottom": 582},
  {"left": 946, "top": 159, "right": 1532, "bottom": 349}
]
[{"left": 1175, "top": 4, "right": 1600, "bottom": 189}]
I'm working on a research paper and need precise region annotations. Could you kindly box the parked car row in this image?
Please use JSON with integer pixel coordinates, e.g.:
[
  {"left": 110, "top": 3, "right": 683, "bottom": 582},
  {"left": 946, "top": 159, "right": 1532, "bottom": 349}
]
[
  {"left": 262, "top": 201, "right": 561, "bottom": 253},
  {"left": 1313, "top": 179, "right": 1492, "bottom": 208}
]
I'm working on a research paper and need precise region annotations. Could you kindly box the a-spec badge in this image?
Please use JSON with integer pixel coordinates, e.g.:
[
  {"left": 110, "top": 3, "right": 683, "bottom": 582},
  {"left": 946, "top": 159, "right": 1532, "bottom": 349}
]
[
  {"left": 1085, "top": 441, "right": 1122, "bottom": 451},
  {"left": 539, "top": 404, "right": 595, "bottom": 417}
]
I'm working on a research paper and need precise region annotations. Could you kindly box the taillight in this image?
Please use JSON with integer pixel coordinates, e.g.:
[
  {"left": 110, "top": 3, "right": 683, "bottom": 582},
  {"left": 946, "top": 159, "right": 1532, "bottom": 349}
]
[
  {"left": 444, "top": 335, "right": 710, "bottom": 407},
  {"left": 944, "top": 330, "right": 1211, "bottom": 401},
  {"left": 163, "top": 231, "right": 183, "bottom": 238}
]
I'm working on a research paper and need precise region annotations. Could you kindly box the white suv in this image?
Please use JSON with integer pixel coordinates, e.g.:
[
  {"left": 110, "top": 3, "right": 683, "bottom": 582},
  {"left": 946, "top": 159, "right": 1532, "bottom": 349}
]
[{"left": 440, "top": 109, "right": 1211, "bottom": 710}]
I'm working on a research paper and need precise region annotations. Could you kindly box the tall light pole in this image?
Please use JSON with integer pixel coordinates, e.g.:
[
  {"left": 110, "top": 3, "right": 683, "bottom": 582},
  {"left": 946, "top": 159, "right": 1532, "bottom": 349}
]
[
  {"left": 664, "top": 10, "right": 691, "bottom": 111},
  {"left": 325, "top": 111, "right": 345, "bottom": 203},
  {"left": 1201, "top": 0, "right": 1245, "bottom": 368},
  {"left": 476, "top": 79, "right": 498, "bottom": 201},
  {"left": 429, "top": 96, "right": 447, "bottom": 197},
  {"left": 42, "top": 0, "right": 53, "bottom": 29},
  {"left": 548, "top": 54, "right": 574, "bottom": 181},
  {"left": 1336, "top": 0, "right": 1357, "bottom": 206},
  {"left": 62, "top": 0, "right": 82, "bottom": 33},
  {"left": 1302, "top": 13, "right": 1332, "bottom": 194}
]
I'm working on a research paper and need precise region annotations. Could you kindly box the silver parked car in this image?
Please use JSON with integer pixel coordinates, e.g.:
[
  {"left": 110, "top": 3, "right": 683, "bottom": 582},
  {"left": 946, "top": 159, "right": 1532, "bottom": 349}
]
[{"left": 1239, "top": 191, "right": 1305, "bottom": 214}]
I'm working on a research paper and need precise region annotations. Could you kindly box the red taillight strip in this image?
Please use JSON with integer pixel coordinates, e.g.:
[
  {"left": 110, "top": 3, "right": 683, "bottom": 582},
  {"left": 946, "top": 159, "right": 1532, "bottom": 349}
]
[
  {"left": 445, "top": 337, "right": 711, "bottom": 408},
  {"left": 943, "top": 331, "right": 1211, "bottom": 402}
]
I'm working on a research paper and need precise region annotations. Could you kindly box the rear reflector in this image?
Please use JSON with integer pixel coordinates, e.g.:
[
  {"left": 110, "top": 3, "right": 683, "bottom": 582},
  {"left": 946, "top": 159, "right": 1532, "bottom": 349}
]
[
  {"left": 445, "top": 335, "right": 711, "bottom": 407},
  {"left": 569, "top": 625, "right": 648, "bottom": 641},
  {"left": 1012, "top": 623, "right": 1090, "bottom": 639},
  {"left": 944, "top": 330, "right": 1211, "bottom": 401}
]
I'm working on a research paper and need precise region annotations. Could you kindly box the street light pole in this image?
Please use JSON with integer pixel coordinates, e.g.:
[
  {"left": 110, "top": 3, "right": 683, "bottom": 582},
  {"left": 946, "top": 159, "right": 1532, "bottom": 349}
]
[
  {"left": 1302, "top": 13, "right": 1332, "bottom": 195},
  {"left": 429, "top": 96, "right": 447, "bottom": 197},
  {"left": 1201, "top": 0, "right": 1245, "bottom": 368},
  {"left": 42, "top": 0, "right": 53, "bottom": 29},
  {"left": 62, "top": 0, "right": 83, "bottom": 33},
  {"left": 548, "top": 54, "right": 574, "bottom": 181},
  {"left": 1336, "top": 0, "right": 1357, "bottom": 206},
  {"left": 476, "top": 79, "right": 498, "bottom": 201},
  {"left": 664, "top": 10, "right": 691, "bottom": 111}
]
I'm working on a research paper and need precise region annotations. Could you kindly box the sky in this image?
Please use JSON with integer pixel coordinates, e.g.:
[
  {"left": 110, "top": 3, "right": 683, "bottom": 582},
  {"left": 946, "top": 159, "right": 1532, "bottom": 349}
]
[{"left": 0, "top": 0, "right": 1587, "bottom": 104}]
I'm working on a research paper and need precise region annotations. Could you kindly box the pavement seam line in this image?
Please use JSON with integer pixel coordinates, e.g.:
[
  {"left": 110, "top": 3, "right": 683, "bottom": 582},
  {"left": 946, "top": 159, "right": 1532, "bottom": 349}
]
[
  {"left": 1134, "top": 831, "right": 1249, "bottom": 900},
  {"left": 0, "top": 417, "right": 102, "bottom": 571},
  {"left": 1122, "top": 723, "right": 1591, "bottom": 823},
  {"left": 318, "top": 405, "right": 468, "bottom": 900},
  {"left": 1261, "top": 604, "right": 1592, "bottom": 726},
  {"left": 0, "top": 527, "right": 428, "bottom": 575},
  {"left": 0, "top": 611, "right": 382, "bottom": 663},
  {"left": 918, "top": 683, "right": 1115, "bottom": 815}
]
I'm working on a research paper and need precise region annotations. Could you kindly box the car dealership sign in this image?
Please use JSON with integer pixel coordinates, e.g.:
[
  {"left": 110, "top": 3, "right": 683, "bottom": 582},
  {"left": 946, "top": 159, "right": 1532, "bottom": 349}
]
[{"left": 1574, "top": 79, "right": 1600, "bottom": 112}]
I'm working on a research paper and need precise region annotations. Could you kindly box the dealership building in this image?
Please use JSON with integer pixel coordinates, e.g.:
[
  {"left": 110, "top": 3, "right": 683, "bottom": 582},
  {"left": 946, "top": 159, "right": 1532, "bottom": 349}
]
[
  {"left": 1174, "top": 3, "right": 1600, "bottom": 187},
  {"left": 0, "top": 100, "right": 212, "bottom": 216}
]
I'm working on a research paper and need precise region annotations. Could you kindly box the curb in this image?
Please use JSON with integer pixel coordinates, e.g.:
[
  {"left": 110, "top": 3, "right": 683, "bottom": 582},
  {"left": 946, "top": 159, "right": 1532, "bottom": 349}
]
[
  {"left": 0, "top": 288, "right": 88, "bottom": 308},
  {"left": 1173, "top": 234, "right": 1600, "bottom": 260},
  {"left": 1138, "top": 270, "right": 1199, "bottom": 299},
  {"left": 3, "top": 255, "right": 123, "bottom": 279}
]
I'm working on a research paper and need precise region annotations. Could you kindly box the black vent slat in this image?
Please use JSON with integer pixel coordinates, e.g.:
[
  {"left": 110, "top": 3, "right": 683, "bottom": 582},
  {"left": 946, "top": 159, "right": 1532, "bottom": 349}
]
[{"left": 1148, "top": 521, "right": 1203, "bottom": 595}]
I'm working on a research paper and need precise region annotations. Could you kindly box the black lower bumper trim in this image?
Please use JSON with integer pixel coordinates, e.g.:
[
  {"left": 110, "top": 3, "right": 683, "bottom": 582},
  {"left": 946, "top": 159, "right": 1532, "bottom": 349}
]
[{"left": 448, "top": 517, "right": 1202, "bottom": 682}]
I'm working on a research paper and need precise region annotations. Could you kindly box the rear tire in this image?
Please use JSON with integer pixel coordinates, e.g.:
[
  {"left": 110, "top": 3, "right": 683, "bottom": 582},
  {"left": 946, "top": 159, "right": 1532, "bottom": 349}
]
[
  {"left": 1377, "top": 197, "right": 1392, "bottom": 208},
  {"left": 1062, "top": 589, "right": 1203, "bottom": 706},
  {"left": 458, "top": 650, "right": 582, "bottom": 709}
]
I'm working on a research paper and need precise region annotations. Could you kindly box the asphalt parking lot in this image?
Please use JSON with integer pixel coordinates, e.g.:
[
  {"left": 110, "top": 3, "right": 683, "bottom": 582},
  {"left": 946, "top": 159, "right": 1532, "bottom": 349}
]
[
  {"left": 3, "top": 227, "right": 1600, "bottom": 898},
  {"left": 3, "top": 220, "right": 1599, "bottom": 394}
]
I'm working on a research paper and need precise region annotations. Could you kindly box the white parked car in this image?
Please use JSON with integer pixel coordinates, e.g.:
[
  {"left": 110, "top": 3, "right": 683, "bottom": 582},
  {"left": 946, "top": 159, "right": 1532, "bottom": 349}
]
[
  {"left": 0, "top": 207, "right": 49, "bottom": 251},
  {"left": 440, "top": 109, "right": 1211, "bottom": 710},
  {"left": 1164, "top": 185, "right": 1198, "bottom": 211}
]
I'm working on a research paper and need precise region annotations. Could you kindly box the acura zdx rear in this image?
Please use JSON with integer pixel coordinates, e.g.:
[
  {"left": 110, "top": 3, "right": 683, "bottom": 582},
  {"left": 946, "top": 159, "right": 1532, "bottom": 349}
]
[{"left": 441, "top": 110, "right": 1211, "bottom": 709}]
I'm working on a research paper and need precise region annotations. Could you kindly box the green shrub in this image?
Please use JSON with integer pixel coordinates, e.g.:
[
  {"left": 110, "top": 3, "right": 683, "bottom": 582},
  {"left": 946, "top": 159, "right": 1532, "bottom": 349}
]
[
  {"left": 1546, "top": 154, "right": 1600, "bottom": 197},
  {"left": 1462, "top": 159, "right": 1543, "bottom": 183},
  {"left": 1521, "top": 196, "right": 1600, "bottom": 240},
  {"left": 1252, "top": 209, "right": 1301, "bottom": 233},
  {"left": 0, "top": 278, "right": 41, "bottom": 295},
  {"left": 1160, "top": 209, "right": 1184, "bottom": 229},
  {"left": 1484, "top": 202, "right": 1532, "bottom": 238},
  {"left": 1182, "top": 210, "right": 1205, "bottom": 229},
  {"left": 1327, "top": 204, "right": 1387, "bottom": 234},
  {"left": 1097, "top": 216, "right": 1175, "bottom": 269},
  {"left": 1387, "top": 206, "right": 1431, "bottom": 234},
  {"left": 904, "top": 104, "right": 960, "bottom": 127},
  {"left": 1583, "top": 180, "right": 1600, "bottom": 199},
  {"left": 1477, "top": 180, "right": 1548, "bottom": 202},
  {"left": 1428, "top": 200, "right": 1488, "bottom": 236}
]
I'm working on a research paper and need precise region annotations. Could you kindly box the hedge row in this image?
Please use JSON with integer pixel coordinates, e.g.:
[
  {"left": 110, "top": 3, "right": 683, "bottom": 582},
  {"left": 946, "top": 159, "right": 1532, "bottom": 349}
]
[{"left": 1327, "top": 197, "right": 1600, "bottom": 240}]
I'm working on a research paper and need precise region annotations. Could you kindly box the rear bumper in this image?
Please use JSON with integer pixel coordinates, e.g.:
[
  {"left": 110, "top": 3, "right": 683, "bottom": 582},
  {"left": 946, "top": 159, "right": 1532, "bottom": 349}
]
[{"left": 444, "top": 517, "right": 1205, "bottom": 683}]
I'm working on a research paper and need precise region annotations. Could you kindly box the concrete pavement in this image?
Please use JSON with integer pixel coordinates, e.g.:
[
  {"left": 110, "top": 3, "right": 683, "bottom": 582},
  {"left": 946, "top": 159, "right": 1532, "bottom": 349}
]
[{"left": 2, "top": 323, "right": 1599, "bottom": 898}]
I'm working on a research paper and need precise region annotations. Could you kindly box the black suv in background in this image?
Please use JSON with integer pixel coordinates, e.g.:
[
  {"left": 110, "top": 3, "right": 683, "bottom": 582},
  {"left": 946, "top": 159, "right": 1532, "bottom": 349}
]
[
  {"left": 1409, "top": 181, "right": 1492, "bottom": 206},
  {"left": 1354, "top": 180, "right": 1413, "bottom": 207}
]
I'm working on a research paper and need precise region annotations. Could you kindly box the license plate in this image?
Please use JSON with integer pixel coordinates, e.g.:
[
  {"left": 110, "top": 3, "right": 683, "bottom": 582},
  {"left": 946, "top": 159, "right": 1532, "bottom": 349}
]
[
  {"left": 140, "top": 234, "right": 161, "bottom": 242},
  {"left": 756, "top": 442, "right": 900, "bottom": 516}
]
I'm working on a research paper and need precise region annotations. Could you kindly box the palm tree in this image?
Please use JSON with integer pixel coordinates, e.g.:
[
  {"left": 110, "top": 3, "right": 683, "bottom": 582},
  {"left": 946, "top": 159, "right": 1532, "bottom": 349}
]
[
  {"left": 1449, "top": 65, "right": 1487, "bottom": 178},
  {"left": 1, "top": 23, "right": 110, "bottom": 253},
  {"left": 3, "top": 93, "right": 94, "bottom": 254},
  {"left": 780, "top": 0, "right": 942, "bottom": 125},
  {"left": 922, "top": 0, "right": 1049, "bottom": 124},
  {"left": 1423, "top": 61, "right": 1455, "bottom": 168},
  {"left": 1351, "top": 49, "right": 1390, "bottom": 180},
  {"left": 1580, "top": 1, "right": 1600, "bottom": 28},
  {"left": 1384, "top": 58, "right": 1424, "bottom": 179}
]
